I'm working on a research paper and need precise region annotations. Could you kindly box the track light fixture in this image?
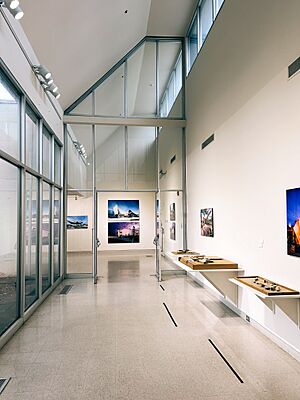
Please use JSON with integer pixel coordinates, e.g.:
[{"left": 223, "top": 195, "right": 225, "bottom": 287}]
[
  {"left": 33, "top": 65, "right": 61, "bottom": 100},
  {"left": 0, "top": 0, "right": 24, "bottom": 19},
  {"left": 73, "top": 141, "right": 88, "bottom": 159}
]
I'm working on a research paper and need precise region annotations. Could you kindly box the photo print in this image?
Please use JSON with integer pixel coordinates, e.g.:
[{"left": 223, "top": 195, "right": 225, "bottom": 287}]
[
  {"left": 67, "top": 215, "right": 88, "bottom": 230},
  {"left": 170, "top": 203, "right": 176, "bottom": 221},
  {"left": 287, "top": 188, "right": 300, "bottom": 257},
  {"left": 200, "top": 208, "right": 214, "bottom": 237},
  {"left": 170, "top": 222, "right": 176, "bottom": 241},
  {"left": 108, "top": 200, "right": 139, "bottom": 221},
  {"left": 108, "top": 221, "right": 140, "bottom": 244}
]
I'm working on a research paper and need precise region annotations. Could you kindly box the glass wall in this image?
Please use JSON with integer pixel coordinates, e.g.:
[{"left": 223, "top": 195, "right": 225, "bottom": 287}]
[
  {"left": 0, "top": 66, "right": 63, "bottom": 339},
  {"left": 187, "top": 0, "right": 225, "bottom": 73},
  {"left": 25, "top": 173, "right": 39, "bottom": 310},
  {"left": 25, "top": 107, "right": 39, "bottom": 171},
  {"left": 0, "top": 74, "right": 20, "bottom": 160},
  {"left": 42, "top": 127, "right": 52, "bottom": 179},
  {"left": 66, "top": 38, "right": 184, "bottom": 120},
  {"left": 0, "top": 159, "right": 19, "bottom": 335},
  {"left": 53, "top": 188, "right": 61, "bottom": 282},
  {"left": 41, "top": 182, "right": 51, "bottom": 293}
]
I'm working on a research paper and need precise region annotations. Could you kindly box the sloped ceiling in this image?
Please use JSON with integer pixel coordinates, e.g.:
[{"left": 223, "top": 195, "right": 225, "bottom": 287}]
[{"left": 20, "top": 0, "right": 197, "bottom": 110}]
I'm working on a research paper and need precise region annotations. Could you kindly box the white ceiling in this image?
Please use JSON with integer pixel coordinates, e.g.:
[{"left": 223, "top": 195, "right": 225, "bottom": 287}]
[{"left": 20, "top": 0, "right": 197, "bottom": 110}]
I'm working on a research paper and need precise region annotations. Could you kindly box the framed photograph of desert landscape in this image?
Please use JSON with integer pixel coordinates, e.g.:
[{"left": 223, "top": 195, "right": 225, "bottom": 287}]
[
  {"left": 200, "top": 208, "right": 214, "bottom": 237},
  {"left": 108, "top": 221, "right": 140, "bottom": 244},
  {"left": 108, "top": 200, "right": 139, "bottom": 221},
  {"left": 287, "top": 188, "right": 300, "bottom": 257}
]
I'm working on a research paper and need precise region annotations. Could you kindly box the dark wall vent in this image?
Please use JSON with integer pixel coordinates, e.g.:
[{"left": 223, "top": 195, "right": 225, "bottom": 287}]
[
  {"left": 288, "top": 56, "right": 300, "bottom": 78},
  {"left": 201, "top": 134, "right": 214, "bottom": 150},
  {"left": 170, "top": 155, "right": 176, "bottom": 164}
]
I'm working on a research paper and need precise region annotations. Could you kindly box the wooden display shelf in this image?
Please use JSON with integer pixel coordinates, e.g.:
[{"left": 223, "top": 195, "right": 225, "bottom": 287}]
[
  {"left": 178, "top": 255, "right": 238, "bottom": 270},
  {"left": 229, "top": 277, "right": 300, "bottom": 299}
]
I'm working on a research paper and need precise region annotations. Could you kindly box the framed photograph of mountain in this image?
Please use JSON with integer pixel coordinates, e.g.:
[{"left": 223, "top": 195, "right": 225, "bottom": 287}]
[
  {"left": 170, "top": 203, "right": 175, "bottom": 221},
  {"left": 108, "top": 221, "right": 140, "bottom": 244},
  {"left": 287, "top": 188, "right": 300, "bottom": 257},
  {"left": 108, "top": 200, "right": 139, "bottom": 221},
  {"left": 200, "top": 208, "right": 214, "bottom": 237}
]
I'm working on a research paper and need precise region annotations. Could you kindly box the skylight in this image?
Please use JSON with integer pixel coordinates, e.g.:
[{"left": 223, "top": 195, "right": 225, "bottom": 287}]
[{"left": 0, "top": 82, "right": 15, "bottom": 102}]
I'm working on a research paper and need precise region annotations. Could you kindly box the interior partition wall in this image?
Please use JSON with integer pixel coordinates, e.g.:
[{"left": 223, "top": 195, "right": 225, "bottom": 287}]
[{"left": 0, "top": 64, "right": 63, "bottom": 345}]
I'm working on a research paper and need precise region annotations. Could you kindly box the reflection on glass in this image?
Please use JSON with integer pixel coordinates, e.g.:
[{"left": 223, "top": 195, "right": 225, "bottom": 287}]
[
  {"left": 0, "top": 159, "right": 19, "bottom": 334},
  {"left": 25, "top": 174, "right": 38, "bottom": 309},
  {"left": 158, "top": 42, "right": 182, "bottom": 118},
  {"left": 42, "top": 182, "right": 51, "bottom": 293},
  {"left": 215, "top": 0, "right": 225, "bottom": 15},
  {"left": 95, "top": 125, "right": 125, "bottom": 189},
  {"left": 25, "top": 107, "right": 39, "bottom": 171},
  {"left": 0, "top": 72, "right": 20, "bottom": 160},
  {"left": 54, "top": 188, "right": 60, "bottom": 281},
  {"left": 54, "top": 141, "right": 61, "bottom": 185},
  {"left": 188, "top": 17, "right": 198, "bottom": 70},
  {"left": 158, "top": 127, "right": 183, "bottom": 191},
  {"left": 67, "top": 125, "right": 93, "bottom": 190},
  {"left": 95, "top": 64, "right": 124, "bottom": 117},
  {"left": 128, "top": 127, "right": 156, "bottom": 190},
  {"left": 67, "top": 192, "right": 93, "bottom": 274},
  {"left": 200, "top": 0, "right": 213, "bottom": 45},
  {"left": 127, "top": 41, "right": 156, "bottom": 117},
  {"left": 42, "top": 127, "right": 52, "bottom": 179}
]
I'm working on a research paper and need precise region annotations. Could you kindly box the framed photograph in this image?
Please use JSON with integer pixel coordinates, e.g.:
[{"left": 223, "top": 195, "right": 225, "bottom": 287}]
[
  {"left": 200, "top": 208, "right": 214, "bottom": 237},
  {"left": 108, "top": 200, "right": 139, "bottom": 221},
  {"left": 67, "top": 215, "right": 88, "bottom": 230},
  {"left": 287, "top": 188, "right": 300, "bottom": 257},
  {"left": 170, "top": 203, "right": 176, "bottom": 221},
  {"left": 170, "top": 222, "right": 176, "bottom": 241},
  {"left": 108, "top": 221, "right": 140, "bottom": 244}
]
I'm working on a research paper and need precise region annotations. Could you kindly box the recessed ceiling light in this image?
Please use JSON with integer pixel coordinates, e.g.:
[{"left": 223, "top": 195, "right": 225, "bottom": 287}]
[{"left": 124, "top": 9, "right": 128, "bottom": 14}]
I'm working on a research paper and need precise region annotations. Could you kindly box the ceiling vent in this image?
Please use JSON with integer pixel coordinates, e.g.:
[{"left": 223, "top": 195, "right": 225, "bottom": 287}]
[
  {"left": 288, "top": 56, "right": 300, "bottom": 78},
  {"left": 201, "top": 134, "right": 214, "bottom": 150}
]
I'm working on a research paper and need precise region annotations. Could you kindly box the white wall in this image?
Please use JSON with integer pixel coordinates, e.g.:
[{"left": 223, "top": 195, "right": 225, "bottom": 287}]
[
  {"left": 186, "top": 0, "right": 300, "bottom": 354},
  {"left": 0, "top": 9, "right": 63, "bottom": 141},
  {"left": 67, "top": 192, "right": 156, "bottom": 252}
]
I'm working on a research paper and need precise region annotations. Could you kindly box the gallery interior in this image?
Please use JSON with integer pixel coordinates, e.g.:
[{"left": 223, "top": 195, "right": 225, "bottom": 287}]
[{"left": 1, "top": 0, "right": 300, "bottom": 398}]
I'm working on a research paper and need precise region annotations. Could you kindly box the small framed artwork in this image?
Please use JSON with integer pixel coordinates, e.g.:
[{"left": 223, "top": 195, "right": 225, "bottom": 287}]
[
  {"left": 170, "top": 203, "right": 176, "bottom": 221},
  {"left": 287, "top": 188, "right": 300, "bottom": 257},
  {"left": 170, "top": 222, "right": 176, "bottom": 241},
  {"left": 200, "top": 208, "right": 214, "bottom": 237},
  {"left": 67, "top": 215, "right": 88, "bottom": 230}
]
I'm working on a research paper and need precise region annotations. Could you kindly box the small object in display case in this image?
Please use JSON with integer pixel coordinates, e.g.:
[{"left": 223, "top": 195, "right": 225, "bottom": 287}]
[
  {"left": 171, "top": 250, "right": 200, "bottom": 255},
  {"left": 179, "top": 255, "right": 238, "bottom": 270},
  {"left": 233, "top": 276, "right": 299, "bottom": 296}
]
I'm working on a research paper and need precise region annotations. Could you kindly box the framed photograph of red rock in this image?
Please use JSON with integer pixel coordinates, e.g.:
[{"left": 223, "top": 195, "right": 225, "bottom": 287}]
[
  {"left": 200, "top": 208, "right": 214, "bottom": 237},
  {"left": 287, "top": 188, "right": 300, "bottom": 257}
]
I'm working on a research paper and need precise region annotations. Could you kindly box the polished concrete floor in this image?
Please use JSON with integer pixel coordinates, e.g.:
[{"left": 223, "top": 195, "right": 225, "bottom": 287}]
[{"left": 1, "top": 252, "right": 300, "bottom": 399}]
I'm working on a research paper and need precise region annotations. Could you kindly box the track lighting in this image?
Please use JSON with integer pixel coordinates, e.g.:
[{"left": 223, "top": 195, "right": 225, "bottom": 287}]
[
  {"left": 33, "top": 65, "right": 52, "bottom": 80},
  {"left": 0, "top": 0, "right": 24, "bottom": 19},
  {"left": 33, "top": 65, "right": 61, "bottom": 100}
]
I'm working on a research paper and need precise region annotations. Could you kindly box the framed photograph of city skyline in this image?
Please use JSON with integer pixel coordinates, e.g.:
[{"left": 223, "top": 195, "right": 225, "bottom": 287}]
[
  {"left": 108, "top": 221, "right": 140, "bottom": 244},
  {"left": 200, "top": 208, "right": 214, "bottom": 237},
  {"left": 287, "top": 188, "right": 300, "bottom": 257}
]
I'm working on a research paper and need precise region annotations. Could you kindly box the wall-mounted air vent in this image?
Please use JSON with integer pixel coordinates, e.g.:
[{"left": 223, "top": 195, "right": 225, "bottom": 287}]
[
  {"left": 201, "top": 134, "right": 214, "bottom": 150},
  {"left": 170, "top": 155, "right": 176, "bottom": 164},
  {"left": 288, "top": 56, "right": 300, "bottom": 78}
]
